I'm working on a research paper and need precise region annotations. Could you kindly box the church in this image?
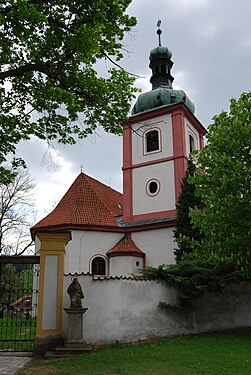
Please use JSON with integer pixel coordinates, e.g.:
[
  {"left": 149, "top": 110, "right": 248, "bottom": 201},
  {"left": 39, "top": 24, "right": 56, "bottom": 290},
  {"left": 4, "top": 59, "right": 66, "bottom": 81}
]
[
  {"left": 31, "top": 26, "right": 206, "bottom": 278},
  {"left": 30, "top": 27, "right": 251, "bottom": 354}
]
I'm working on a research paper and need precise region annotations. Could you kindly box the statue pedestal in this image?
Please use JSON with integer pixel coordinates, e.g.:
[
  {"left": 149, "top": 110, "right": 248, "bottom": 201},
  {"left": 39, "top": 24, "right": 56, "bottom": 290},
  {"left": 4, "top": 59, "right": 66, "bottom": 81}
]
[{"left": 64, "top": 307, "right": 88, "bottom": 344}]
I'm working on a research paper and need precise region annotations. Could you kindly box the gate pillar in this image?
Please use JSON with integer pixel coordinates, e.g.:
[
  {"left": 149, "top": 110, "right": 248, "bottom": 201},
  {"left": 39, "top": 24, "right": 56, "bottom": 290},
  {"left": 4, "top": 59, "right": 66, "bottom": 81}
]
[{"left": 34, "top": 232, "right": 71, "bottom": 356}]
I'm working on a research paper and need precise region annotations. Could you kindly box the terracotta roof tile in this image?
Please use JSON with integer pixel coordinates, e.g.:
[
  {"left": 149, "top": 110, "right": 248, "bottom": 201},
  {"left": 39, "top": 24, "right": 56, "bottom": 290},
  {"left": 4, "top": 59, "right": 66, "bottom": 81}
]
[
  {"left": 107, "top": 235, "right": 145, "bottom": 257},
  {"left": 32, "top": 173, "right": 123, "bottom": 232}
]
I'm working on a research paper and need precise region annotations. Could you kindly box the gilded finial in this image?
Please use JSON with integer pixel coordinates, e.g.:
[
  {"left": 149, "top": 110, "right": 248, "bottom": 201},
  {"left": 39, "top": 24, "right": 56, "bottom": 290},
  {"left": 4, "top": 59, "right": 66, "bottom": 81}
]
[{"left": 156, "top": 19, "right": 162, "bottom": 46}]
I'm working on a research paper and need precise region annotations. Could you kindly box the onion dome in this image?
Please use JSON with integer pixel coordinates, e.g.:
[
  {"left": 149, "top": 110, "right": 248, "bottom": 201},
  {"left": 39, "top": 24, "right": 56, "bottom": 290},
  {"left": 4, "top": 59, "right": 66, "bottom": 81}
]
[
  {"left": 132, "top": 87, "right": 195, "bottom": 115},
  {"left": 150, "top": 46, "right": 172, "bottom": 60},
  {"left": 132, "top": 21, "right": 195, "bottom": 115}
]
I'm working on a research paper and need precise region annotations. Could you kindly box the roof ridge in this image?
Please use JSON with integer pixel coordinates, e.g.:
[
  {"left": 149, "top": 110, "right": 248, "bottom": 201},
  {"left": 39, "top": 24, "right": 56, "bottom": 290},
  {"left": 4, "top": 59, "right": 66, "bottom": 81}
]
[
  {"left": 32, "top": 172, "right": 123, "bottom": 233},
  {"left": 82, "top": 174, "right": 115, "bottom": 220},
  {"left": 107, "top": 234, "right": 145, "bottom": 256},
  {"left": 81, "top": 172, "right": 122, "bottom": 195},
  {"left": 51, "top": 172, "right": 121, "bottom": 212},
  {"left": 85, "top": 173, "right": 122, "bottom": 218}
]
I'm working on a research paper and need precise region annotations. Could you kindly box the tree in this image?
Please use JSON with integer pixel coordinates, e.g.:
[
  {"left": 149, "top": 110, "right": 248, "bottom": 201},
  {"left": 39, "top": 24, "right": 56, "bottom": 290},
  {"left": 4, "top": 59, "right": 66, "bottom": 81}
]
[
  {"left": 0, "top": 0, "right": 137, "bottom": 182},
  {"left": 0, "top": 169, "right": 36, "bottom": 255},
  {"left": 173, "top": 157, "right": 203, "bottom": 262},
  {"left": 143, "top": 258, "right": 239, "bottom": 309},
  {"left": 190, "top": 92, "right": 251, "bottom": 277}
]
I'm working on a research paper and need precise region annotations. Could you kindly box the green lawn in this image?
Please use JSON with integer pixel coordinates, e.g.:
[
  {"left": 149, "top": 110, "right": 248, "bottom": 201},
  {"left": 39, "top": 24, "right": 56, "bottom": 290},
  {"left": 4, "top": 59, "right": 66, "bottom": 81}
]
[
  {"left": 0, "top": 314, "right": 36, "bottom": 350},
  {"left": 19, "top": 330, "right": 251, "bottom": 375}
]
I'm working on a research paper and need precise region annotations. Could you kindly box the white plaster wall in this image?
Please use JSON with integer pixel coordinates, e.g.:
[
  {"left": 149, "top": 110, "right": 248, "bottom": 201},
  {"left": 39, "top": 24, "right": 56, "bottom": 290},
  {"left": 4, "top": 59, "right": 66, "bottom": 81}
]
[
  {"left": 109, "top": 256, "right": 144, "bottom": 277},
  {"left": 64, "top": 230, "right": 124, "bottom": 274},
  {"left": 62, "top": 275, "right": 251, "bottom": 345},
  {"left": 132, "top": 228, "right": 176, "bottom": 267},
  {"left": 185, "top": 118, "right": 200, "bottom": 155},
  {"left": 131, "top": 114, "right": 173, "bottom": 165},
  {"left": 132, "top": 161, "right": 175, "bottom": 215},
  {"left": 63, "top": 275, "right": 179, "bottom": 344}
]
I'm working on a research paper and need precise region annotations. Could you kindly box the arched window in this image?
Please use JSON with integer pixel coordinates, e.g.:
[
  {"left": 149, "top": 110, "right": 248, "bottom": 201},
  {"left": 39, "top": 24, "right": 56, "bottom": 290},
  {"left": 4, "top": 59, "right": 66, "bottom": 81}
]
[
  {"left": 189, "top": 134, "right": 195, "bottom": 154},
  {"left": 155, "top": 66, "right": 159, "bottom": 74},
  {"left": 145, "top": 130, "right": 160, "bottom": 153},
  {"left": 91, "top": 256, "right": 106, "bottom": 276}
]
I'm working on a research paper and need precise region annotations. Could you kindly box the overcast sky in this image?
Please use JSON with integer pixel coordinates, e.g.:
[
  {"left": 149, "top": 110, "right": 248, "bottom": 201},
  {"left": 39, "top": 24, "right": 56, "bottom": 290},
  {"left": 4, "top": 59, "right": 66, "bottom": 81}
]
[{"left": 17, "top": 0, "right": 251, "bottom": 221}]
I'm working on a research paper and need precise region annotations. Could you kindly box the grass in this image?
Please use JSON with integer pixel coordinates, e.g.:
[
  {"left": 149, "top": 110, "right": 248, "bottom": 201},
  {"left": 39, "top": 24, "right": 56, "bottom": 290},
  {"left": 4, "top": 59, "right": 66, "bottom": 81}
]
[
  {"left": 0, "top": 314, "right": 36, "bottom": 350},
  {"left": 18, "top": 330, "right": 251, "bottom": 375}
]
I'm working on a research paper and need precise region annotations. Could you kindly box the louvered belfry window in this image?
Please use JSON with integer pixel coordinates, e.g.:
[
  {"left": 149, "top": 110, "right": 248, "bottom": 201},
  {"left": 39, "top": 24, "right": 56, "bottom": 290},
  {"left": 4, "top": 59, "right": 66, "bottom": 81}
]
[{"left": 146, "top": 130, "right": 159, "bottom": 152}]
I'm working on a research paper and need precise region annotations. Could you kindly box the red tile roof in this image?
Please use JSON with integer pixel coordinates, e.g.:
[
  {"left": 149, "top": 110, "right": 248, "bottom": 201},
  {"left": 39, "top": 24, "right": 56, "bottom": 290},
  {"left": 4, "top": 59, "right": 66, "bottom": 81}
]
[
  {"left": 32, "top": 173, "right": 123, "bottom": 233},
  {"left": 107, "top": 235, "right": 145, "bottom": 258}
]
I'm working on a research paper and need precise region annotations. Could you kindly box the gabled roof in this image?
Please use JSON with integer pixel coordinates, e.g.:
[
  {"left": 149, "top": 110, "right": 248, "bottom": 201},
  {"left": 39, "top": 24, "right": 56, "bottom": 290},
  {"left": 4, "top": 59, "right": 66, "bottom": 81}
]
[
  {"left": 31, "top": 173, "right": 123, "bottom": 234},
  {"left": 107, "top": 235, "right": 145, "bottom": 258}
]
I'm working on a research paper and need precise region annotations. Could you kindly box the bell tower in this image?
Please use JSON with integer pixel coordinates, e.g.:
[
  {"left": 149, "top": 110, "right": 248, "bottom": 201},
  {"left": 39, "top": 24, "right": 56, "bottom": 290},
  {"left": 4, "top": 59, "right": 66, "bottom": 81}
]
[{"left": 123, "top": 21, "right": 206, "bottom": 223}]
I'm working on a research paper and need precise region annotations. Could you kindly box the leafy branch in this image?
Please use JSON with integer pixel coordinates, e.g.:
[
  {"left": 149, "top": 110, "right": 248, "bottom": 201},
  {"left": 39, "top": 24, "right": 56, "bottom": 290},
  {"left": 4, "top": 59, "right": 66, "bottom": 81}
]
[{"left": 143, "top": 257, "right": 245, "bottom": 310}]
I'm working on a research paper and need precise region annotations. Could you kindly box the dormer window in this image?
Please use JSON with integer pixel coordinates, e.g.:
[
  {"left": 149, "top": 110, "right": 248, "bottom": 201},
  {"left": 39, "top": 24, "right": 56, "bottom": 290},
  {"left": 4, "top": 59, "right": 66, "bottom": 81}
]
[{"left": 145, "top": 129, "right": 160, "bottom": 153}]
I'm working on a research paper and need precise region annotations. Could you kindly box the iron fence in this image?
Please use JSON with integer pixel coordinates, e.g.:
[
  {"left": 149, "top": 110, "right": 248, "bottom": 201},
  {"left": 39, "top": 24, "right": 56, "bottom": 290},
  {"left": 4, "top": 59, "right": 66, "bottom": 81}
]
[{"left": 0, "top": 256, "right": 39, "bottom": 351}]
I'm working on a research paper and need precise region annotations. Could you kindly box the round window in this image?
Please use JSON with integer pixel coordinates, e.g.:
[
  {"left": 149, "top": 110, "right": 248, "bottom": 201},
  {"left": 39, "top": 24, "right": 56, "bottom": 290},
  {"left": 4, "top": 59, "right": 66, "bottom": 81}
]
[
  {"left": 146, "top": 179, "right": 160, "bottom": 196},
  {"left": 149, "top": 181, "right": 158, "bottom": 194}
]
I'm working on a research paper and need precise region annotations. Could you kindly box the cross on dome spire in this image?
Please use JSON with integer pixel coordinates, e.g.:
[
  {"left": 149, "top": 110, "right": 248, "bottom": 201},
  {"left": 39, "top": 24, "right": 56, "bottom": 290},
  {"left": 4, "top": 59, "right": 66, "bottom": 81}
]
[
  {"left": 156, "top": 19, "right": 162, "bottom": 46},
  {"left": 148, "top": 20, "right": 174, "bottom": 90},
  {"left": 131, "top": 20, "right": 195, "bottom": 115}
]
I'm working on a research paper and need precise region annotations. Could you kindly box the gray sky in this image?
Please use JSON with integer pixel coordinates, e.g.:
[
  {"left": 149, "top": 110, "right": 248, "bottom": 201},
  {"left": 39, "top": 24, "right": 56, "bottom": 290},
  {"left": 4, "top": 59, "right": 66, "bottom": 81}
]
[{"left": 17, "top": 0, "right": 251, "bottom": 220}]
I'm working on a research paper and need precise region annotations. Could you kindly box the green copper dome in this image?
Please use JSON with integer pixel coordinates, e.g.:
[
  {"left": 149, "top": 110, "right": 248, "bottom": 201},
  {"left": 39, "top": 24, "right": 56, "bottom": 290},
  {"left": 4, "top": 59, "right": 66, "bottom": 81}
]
[
  {"left": 131, "top": 88, "right": 195, "bottom": 115},
  {"left": 131, "top": 23, "right": 195, "bottom": 116},
  {"left": 150, "top": 46, "right": 172, "bottom": 60}
]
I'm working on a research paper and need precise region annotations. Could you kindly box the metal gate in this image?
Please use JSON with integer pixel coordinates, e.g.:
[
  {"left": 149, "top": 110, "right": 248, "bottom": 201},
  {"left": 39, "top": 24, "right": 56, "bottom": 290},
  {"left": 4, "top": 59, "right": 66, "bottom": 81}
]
[{"left": 0, "top": 256, "right": 40, "bottom": 351}]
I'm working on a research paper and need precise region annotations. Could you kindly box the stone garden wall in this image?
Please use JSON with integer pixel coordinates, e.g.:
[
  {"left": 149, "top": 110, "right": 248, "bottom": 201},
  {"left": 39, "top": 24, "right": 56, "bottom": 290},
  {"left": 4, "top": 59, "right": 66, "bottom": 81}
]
[{"left": 63, "top": 274, "right": 251, "bottom": 345}]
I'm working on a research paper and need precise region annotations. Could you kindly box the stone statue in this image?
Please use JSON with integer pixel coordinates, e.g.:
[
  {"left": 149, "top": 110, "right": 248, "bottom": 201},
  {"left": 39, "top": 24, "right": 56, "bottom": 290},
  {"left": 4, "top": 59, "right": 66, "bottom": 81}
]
[{"left": 67, "top": 278, "right": 84, "bottom": 308}]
